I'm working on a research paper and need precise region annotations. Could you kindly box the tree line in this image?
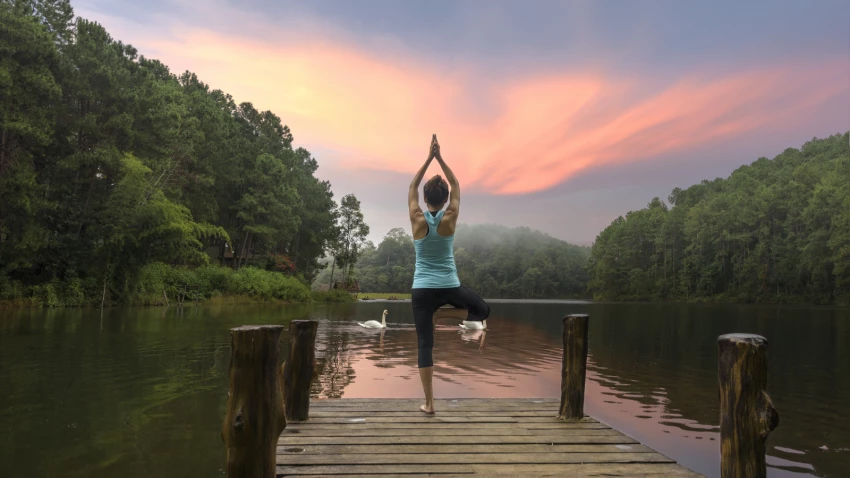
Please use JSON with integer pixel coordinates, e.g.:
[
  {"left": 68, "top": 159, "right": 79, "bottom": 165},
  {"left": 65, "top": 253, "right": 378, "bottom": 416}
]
[
  {"left": 0, "top": 0, "right": 365, "bottom": 305},
  {"left": 586, "top": 132, "right": 850, "bottom": 305},
  {"left": 315, "top": 224, "right": 591, "bottom": 299}
]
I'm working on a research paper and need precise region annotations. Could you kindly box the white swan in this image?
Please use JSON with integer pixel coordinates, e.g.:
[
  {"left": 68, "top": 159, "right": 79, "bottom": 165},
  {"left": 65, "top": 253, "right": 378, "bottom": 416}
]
[
  {"left": 359, "top": 310, "right": 388, "bottom": 328},
  {"left": 459, "top": 319, "right": 487, "bottom": 330}
]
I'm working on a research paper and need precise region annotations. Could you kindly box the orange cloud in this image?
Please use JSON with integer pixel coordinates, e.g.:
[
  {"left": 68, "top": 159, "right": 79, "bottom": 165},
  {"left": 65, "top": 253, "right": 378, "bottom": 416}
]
[{"left": 139, "top": 27, "right": 846, "bottom": 195}]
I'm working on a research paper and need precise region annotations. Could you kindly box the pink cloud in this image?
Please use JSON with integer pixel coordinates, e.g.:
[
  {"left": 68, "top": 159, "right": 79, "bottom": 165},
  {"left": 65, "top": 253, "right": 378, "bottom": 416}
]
[{"left": 115, "top": 23, "right": 846, "bottom": 196}]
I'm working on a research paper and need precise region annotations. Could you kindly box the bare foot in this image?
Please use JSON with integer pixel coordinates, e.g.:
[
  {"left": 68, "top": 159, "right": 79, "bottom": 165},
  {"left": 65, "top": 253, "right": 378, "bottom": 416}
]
[{"left": 420, "top": 404, "right": 435, "bottom": 415}]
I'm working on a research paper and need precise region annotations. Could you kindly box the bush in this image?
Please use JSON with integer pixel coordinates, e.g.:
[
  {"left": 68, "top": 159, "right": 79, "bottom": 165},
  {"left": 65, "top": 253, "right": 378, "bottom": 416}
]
[
  {"left": 63, "top": 278, "right": 87, "bottom": 307},
  {"left": 132, "top": 262, "right": 172, "bottom": 305},
  {"left": 32, "top": 281, "right": 61, "bottom": 308},
  {"left": 231, "top": 267, "right": 311, "bottom": 302},
  {"left": 194, "top": 264, "right": 232, "bottom": 298},
  {"left": 3, "top": 262, "right": 316, "bottom": 307},
  {"left": 312, "top": 289, "right": 356, "bottom": 303},
  {"left": 0, "top": 274, "right": 25, "bottom": 302}
]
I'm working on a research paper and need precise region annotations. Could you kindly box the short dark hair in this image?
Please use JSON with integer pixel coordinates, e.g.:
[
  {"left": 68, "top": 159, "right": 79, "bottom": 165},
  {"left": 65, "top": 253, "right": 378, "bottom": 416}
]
[{"left": 423, "top": 175, "right": 449, "bottom": 207}]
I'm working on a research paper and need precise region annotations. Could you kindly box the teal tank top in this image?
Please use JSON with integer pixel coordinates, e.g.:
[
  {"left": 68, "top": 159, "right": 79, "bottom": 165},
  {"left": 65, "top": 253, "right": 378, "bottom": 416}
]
[{"left": 412, "top": 210, "right": 460, "bottom": 289}]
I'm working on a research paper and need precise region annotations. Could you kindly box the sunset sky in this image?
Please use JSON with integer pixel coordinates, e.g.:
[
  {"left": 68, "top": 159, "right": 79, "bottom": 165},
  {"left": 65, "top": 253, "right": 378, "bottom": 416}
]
[{"left": 75, "top": 0, "right": 850, "bottom": 245}]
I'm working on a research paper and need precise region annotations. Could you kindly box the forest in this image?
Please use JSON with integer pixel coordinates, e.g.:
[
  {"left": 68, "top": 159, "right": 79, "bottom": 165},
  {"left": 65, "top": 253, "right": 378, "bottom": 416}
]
[
  {"left": 586, "top": 132, "right": 850, "bottom": 305},
  {"left": 0, "top": 1, "right": 360, "bottom": 306},
  {"left": 315, "top": 224, "right": 591, "bottom": 300}
]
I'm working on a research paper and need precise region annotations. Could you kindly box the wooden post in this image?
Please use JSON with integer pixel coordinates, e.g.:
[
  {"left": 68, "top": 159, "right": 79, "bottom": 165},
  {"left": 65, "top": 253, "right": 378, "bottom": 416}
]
[
  {"left": 718, "top": 334, "right": 779, "bottom": 478},
  {"left": 558, "top": 314, "right": 589, "bottom": 420},
  {"left": 282, "top": 320, "right": 318, "bottom": 422},
  {"left": 221, "top": 325, "right": 286, "bottom": 478}
]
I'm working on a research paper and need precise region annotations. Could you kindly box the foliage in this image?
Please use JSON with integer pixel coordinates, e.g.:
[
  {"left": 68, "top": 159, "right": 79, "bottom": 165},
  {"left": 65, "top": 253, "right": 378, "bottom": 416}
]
[
  {"left": 357, "top": 292, "right": 412, "bottom": 300},
  {"left": 315, "top": 225, "right": 591, "bottom": 299},
  {"left": 267, "top": 254, "right": 296, "bottom": 274},
  {"left": 587, "top": 132, "right": 850, "bottom": 305},
  {"left": 0, "top": 3, "right": 341, "bottom": 305},
  {"left": 311, "top": 289, "right": 357, "bottom": 303},
  {"left": 327, "top": 193, "right": 368, "bottom": 288},
  {"left": 1, "top": 262, "right": 324, "bottom": 307}
]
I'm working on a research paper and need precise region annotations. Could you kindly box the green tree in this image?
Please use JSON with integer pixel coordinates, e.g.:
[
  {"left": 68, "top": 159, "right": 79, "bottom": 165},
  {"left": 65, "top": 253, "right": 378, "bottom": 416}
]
[
  {"left": 335, "top": 194, "right": 369, "bottom": 285},
  {"left": 0, "top": 4, "right": 342, "bottom": 306},
  {"left": 587, "top": 132, "right": 850, "bottom": 305}
]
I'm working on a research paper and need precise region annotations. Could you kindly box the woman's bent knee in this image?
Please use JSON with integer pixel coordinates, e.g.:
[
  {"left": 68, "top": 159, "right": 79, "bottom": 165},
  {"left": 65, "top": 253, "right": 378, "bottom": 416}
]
[
  {"left": 471, "top": 298, "right": 490, "bottom": 322},
  {"left": 482, "top": 302, "right": 491, "bottom": 320}
]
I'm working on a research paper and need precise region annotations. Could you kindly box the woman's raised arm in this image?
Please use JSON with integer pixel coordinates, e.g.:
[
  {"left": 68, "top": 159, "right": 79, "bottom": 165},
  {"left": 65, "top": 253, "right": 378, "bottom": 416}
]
[
  {"left": 409, "top": 143, "right": 435, "bottom": 221},
  {"left": 432, "top": 139, "right": 460, "bottom": 217}
]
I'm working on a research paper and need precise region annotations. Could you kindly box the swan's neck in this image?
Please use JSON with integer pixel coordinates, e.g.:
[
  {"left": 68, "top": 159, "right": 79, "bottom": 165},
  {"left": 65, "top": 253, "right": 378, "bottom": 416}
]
[
  {"left": 483, "top": 320, "right": 487, "bottom": 329},
  {"left": 381, "top": 313, "right": 387, "bottom": 326}
]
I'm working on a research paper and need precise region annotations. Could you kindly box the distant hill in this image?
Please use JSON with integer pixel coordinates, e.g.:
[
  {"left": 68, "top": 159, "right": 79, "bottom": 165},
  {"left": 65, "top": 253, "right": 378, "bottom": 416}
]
[
  {"left": 314, "top": 224, "right": 591, "bottom": 299},
  {"left": 587, "top": 132, "right": 850, "bottom": 305}
]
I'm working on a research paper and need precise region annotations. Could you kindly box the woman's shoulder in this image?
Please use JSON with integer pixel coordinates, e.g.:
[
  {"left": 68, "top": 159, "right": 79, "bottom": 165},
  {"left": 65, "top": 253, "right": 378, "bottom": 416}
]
[{"left": 411, "top": 217, "right": 429, "bottom": 241}]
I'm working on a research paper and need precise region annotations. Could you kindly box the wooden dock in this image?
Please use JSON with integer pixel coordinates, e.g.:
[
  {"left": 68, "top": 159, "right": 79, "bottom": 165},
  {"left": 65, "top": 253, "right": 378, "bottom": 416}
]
[
  {"left": 276, "top": 398, "right": 703, "bottom": 477},
  {"left": 223, "top": 319, "right": 777, "bottom": 477}
]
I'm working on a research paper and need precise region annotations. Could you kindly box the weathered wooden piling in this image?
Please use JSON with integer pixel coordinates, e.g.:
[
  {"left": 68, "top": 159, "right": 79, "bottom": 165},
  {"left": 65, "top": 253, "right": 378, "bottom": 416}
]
[
  {"left": 558, "top": 314, "right": 589, "bottom": 421},
  {"left": 282, "top": 320, "right": 318, "bottom": 422},
  {"left": 221, "top": 325, "right": 286, "bottom": 478},
  {"left": 717, "top": 333, "right": 779, "bottom": 478}
]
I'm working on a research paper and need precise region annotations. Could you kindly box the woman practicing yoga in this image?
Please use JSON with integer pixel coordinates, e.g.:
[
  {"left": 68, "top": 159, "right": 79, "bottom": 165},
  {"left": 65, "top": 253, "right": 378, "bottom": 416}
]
[{"left": 408, "top": 135, "right": 491, "bottom": 414}]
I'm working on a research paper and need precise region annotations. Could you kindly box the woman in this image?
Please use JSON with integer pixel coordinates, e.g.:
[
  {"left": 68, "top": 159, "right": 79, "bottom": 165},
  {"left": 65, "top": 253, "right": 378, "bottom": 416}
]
[{"left": 408, "top": 135, "right": 491, "bottom": 414}]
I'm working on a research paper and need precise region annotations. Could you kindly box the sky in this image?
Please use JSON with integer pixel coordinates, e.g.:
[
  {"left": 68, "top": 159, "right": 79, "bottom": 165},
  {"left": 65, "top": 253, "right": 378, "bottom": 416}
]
[{"left": 74, "top": 0, "right": 850, "bottom": 245}]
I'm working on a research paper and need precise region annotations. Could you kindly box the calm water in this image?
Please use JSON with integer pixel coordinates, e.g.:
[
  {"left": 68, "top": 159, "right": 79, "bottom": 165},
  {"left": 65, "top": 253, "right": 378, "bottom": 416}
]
[{"left": 1, "top": 301, "right": 848, "bottom": 477}]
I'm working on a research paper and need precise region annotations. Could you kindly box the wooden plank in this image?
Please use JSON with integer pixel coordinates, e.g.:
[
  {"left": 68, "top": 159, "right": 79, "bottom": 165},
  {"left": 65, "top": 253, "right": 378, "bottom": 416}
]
[
  {"left": 280, "top": 475, "right": 472, "bottom": 478},
  {"left": 310, "top": 410, "right": 567, "bottom": 417},
  {"left": 281, "top": 428, "right": 529, "bottom": 437},
  {"left": 522, "top": 423, "right": 611, "bottom": 429},
  {"left": 280, "top": 428, "right": 624, "bottom": 437},
  {"left": 277, "top": 464, "right": 474, "bottom": 475},
  {"left": 276, "top": 466, "right": 700, "bottom": 477},
  {"left": 283, "top": 422, "right": 609, "bottom": 430},
  {"left": 304, "top": 415, "right": 571, "bottom": 423},
  {"left": 528, "top": 428, "right": 623, "bottom": 437},
  {"left": 283, "top": 452, "right": 674, "bottom": 465},
  {"left": 277, "top": 444, "right": 656, "bottom": 455},
  {"left": 277, "top": 463, "right": 701, "bottom": 477},
  {"left": 307, "top": 409, "right": 568, "bottom": 416},
  {"left": 310, "top": 400, "right": 560, "bottom": 407},
  {"left": 301, "top": 416, "right": 518, "bottom": 424},
  {"left": 309, "top": 399, "right": 559, "bottom": 409},
  {"left": 278, "top": 435, "right": 639, "bottom": 446},
  {"left": 468, "top": 463, "right": 704, "bottom": 476},
  {"left": 302, "top": 410, "right": 600, "bottom": 425},
  {"left": 311, "top": 398, "right": 559, "bottom": 404},
  {"left": 309, "top": 406, "right": 563, "bottom": 413},
  {"left": 311, "top": 401, "right": 558, "bottom": 407},
  {"left": 308, "top": 406, "right": 566, "bottom": 413}
]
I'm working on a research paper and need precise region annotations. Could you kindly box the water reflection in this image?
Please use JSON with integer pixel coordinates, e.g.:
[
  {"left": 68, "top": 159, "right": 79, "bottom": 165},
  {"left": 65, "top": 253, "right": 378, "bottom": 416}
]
[
  {"left": 458, "top": 328, "right": 486, "bottom": 350},
  {"left": 309, "top": 302, "right": 850, "bottom": 478},
  {"left": 309, "top": 309, "right": 563, "bottom": 399},
  {"left": 0, "top": 302, "right": 847, "bottom": 478}
]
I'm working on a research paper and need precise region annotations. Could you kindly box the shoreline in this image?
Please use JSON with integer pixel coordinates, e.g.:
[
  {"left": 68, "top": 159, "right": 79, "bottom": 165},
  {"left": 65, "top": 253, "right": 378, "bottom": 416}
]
[
  {"left": 357, "top": 296, "right": 849, "bottom": 308},
  {"left": 4, "top": 295, "right": 847, "bottom": 309},
  {"left": 0, "top": 291, "right": 355, "bottom": 309}
]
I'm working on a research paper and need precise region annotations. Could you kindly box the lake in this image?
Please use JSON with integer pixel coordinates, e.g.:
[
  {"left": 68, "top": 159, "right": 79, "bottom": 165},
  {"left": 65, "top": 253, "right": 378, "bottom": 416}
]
[{"left": 1, "top": 301, "right": 848, "bottom": 477}]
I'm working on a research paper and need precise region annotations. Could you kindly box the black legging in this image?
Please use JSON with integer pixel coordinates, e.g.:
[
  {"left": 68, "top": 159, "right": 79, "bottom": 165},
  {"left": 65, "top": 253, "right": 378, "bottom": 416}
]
[{"left": 411, "top": 286, "right": 490, "bottom": 368}]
